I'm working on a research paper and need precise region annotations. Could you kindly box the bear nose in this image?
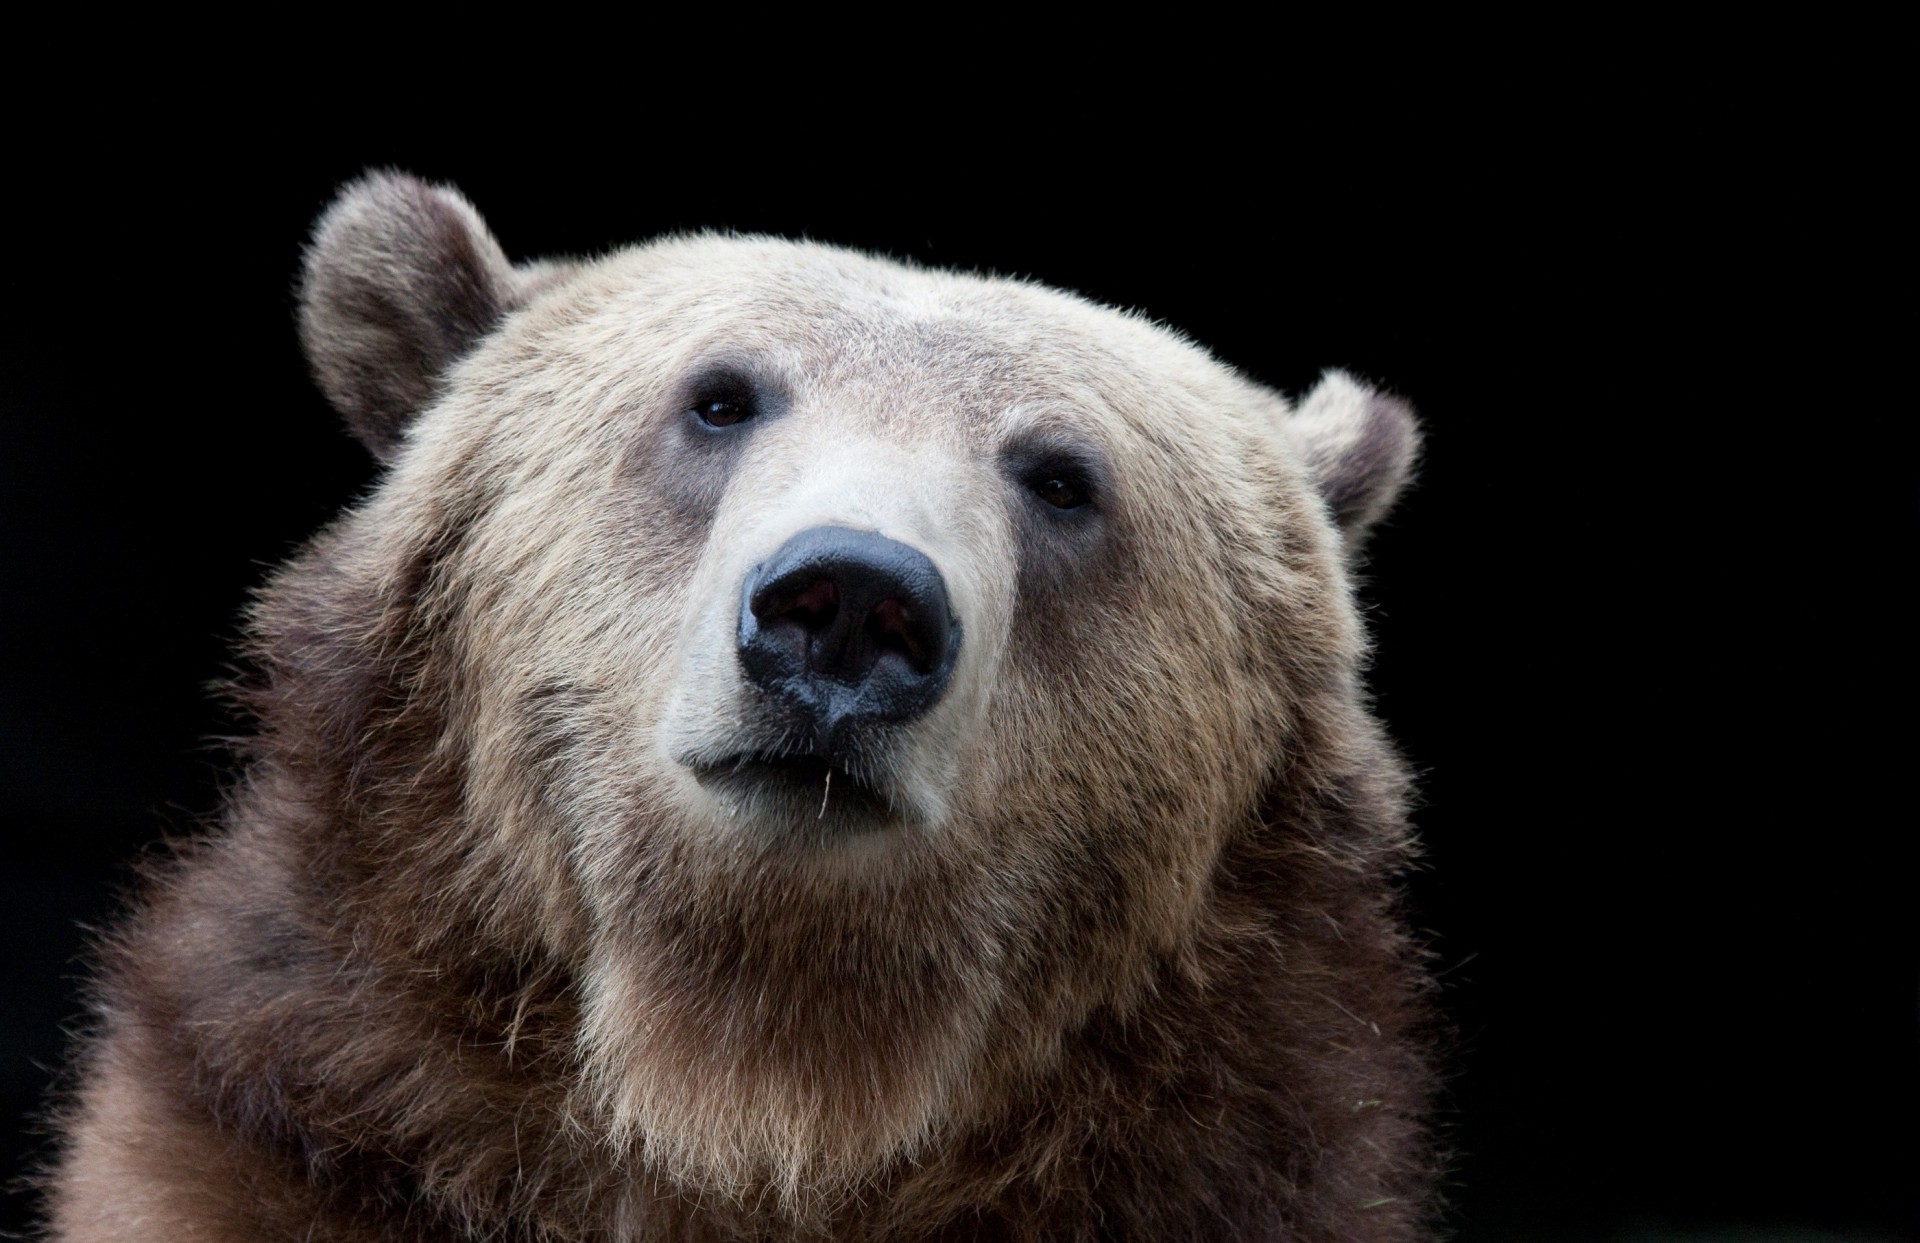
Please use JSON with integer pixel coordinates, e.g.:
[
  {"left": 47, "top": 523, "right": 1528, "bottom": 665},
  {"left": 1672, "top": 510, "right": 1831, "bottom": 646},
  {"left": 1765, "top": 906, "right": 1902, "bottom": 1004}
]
[{"left": 738, "top": 526, "right": 961, "bottom": 755}]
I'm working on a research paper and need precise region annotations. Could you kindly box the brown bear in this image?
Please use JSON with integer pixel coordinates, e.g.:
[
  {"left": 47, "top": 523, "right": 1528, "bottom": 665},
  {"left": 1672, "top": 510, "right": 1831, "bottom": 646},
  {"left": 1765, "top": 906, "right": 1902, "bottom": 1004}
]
[{"left": 43, "top": 173, "right": 1436, "bottom": 1241}]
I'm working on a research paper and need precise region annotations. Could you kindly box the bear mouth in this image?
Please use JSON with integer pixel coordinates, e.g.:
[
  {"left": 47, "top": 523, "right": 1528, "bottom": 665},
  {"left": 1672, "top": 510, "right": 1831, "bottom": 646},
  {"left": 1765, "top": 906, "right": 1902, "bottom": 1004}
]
[{"left": 689, "top": 750, "right": 897, "bottom": 831}]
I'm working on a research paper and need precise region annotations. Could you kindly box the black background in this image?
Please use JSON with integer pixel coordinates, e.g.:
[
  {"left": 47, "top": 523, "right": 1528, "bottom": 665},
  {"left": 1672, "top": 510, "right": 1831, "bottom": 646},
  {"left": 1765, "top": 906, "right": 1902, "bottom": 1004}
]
[{"left": 3, "top": 130, "right": 1912, "bottom": 1241}]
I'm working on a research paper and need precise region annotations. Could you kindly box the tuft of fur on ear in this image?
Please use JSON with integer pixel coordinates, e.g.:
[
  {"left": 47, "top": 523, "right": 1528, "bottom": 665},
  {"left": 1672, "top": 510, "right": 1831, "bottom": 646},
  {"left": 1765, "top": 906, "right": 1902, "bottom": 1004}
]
[
  {"left": 298, "top": 172, "right": 521, "bottom": 460},
  {"left": 1288, "top": 369, "right": 1422, "bottom": 547}
]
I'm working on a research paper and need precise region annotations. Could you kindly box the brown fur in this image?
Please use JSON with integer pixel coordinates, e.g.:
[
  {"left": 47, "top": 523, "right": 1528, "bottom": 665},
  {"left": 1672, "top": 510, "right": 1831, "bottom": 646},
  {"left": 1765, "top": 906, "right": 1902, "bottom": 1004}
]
[{"left": 42, "top": 173, "right": 1438, "bottom": 1241}]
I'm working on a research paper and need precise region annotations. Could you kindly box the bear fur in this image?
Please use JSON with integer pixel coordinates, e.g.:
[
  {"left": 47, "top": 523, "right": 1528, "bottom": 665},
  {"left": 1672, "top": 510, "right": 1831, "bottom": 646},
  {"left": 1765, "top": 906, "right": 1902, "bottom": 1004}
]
[{"left": 43, "top": 172, "right": 1436, "bottom": 1242}]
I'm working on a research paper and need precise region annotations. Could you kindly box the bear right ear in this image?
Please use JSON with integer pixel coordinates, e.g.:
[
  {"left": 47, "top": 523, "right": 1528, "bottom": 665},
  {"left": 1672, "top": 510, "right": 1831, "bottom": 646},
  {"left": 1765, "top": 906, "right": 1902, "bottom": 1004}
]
[
  {"left": 1286, "top": 370, "right": 1422, "bottom": 552},
  {"left": 298, "top": 172, "right": 534, "bottom": 460}
]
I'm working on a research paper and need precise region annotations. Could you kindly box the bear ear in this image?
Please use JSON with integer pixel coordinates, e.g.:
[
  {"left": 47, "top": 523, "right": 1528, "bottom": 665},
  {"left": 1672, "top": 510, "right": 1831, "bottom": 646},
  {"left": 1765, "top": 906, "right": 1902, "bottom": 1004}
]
[
  {"left": 298, "top": 172, "right": 534, "bottom": 460},
  {"left": 1286, "top": 370, "right": 1422, "bottom": 548}
]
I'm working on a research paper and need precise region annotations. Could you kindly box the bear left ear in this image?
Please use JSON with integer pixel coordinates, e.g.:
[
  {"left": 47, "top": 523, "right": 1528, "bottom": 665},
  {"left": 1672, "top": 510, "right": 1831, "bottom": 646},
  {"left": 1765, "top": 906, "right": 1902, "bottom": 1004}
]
[
  {"left": 1286, "top": 370, "right": 1422, "bottom": 549},
  {"left": 298, "top": 171, "right": 534, "bottom": 461}
]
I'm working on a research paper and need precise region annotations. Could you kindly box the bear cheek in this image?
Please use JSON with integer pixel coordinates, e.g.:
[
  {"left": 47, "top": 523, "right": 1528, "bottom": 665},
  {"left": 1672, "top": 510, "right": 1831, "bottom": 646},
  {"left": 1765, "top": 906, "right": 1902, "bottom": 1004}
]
[
  {"left": 986, "top": 510, "right": 1267, "bottom": 897},
  {"left": 428, "top": 445, "right": 704, "bottom": 840}
]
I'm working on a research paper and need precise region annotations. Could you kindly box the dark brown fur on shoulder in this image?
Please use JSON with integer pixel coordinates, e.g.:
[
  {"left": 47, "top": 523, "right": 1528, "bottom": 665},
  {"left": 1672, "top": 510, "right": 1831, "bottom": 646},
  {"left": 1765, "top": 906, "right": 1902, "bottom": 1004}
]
[{"left": 43, "top": 173, "right": 1439, "bottom": 1241}]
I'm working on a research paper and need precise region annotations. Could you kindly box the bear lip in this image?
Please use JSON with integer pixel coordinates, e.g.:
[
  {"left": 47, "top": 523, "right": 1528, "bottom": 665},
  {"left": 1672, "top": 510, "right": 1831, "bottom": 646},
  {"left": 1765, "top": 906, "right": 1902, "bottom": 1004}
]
[{"left": 685, "top": 749, "right": 901, "bottom": 831}]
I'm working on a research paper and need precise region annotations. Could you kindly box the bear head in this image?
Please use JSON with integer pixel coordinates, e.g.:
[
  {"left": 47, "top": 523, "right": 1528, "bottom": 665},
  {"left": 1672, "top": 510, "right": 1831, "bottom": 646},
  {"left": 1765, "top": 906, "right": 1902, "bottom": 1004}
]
[{"left": 274, "top": 171, "right": 1421, "bottom": 1210}]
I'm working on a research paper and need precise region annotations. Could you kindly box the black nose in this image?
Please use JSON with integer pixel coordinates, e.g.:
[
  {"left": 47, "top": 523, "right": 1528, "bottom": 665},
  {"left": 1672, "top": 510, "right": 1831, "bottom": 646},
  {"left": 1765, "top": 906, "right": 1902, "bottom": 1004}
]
[{"left": 738, "top": 526, "right": 961, "bottom": 756}]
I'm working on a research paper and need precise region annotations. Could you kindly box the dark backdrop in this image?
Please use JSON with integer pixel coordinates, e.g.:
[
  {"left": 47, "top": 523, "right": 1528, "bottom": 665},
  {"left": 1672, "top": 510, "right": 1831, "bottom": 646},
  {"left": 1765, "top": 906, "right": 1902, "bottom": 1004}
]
[{"left": 4, "top": 137, "right": 1912, "bottom": 1240}]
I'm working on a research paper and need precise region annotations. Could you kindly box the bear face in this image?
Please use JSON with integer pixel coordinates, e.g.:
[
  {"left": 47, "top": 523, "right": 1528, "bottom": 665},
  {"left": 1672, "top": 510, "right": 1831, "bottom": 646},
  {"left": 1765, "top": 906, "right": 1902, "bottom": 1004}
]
[{"left": 47, "top": 173, "right": 1431, "bottom": 1242}]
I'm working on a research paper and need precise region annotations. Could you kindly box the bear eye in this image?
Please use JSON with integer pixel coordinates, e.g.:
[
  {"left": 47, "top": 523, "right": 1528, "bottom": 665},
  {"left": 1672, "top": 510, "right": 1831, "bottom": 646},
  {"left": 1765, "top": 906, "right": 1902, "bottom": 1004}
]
[
  {"left": 1031, "top": 474, "right": 1088, "bottom": 510},
  {"left": 693, "top": 397, "right": 753, "bottom": 428},
  {"left": 1007, "top": 445, "right": 1102, "bottom": 518}
]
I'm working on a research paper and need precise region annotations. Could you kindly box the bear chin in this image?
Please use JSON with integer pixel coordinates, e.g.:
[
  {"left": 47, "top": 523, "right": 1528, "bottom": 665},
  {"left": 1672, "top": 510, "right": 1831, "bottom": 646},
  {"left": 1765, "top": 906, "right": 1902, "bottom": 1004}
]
[
  {"left": 577, "top": 777, "right": 1024, "bottom": 1215},
  {"left": 579, "top": 933, "right": 998, "bottom": 1212}
]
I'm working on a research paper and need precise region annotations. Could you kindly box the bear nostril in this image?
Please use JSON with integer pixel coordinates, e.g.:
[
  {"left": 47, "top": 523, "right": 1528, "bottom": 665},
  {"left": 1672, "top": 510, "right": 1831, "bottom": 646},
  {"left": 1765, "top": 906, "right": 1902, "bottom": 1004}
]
[
  {"left": 867, "top": 598, "right": 929, "bottom": 672},
  {"left": 755, "top": 577, "right": 839, "bottom": 633}
]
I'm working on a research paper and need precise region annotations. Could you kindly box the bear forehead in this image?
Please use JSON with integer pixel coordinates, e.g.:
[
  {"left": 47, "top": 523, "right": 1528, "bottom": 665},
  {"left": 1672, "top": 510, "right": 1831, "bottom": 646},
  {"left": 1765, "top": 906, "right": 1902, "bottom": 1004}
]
[{"left": 510, "top": 234, "right": 1281, "bottom": 443}]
